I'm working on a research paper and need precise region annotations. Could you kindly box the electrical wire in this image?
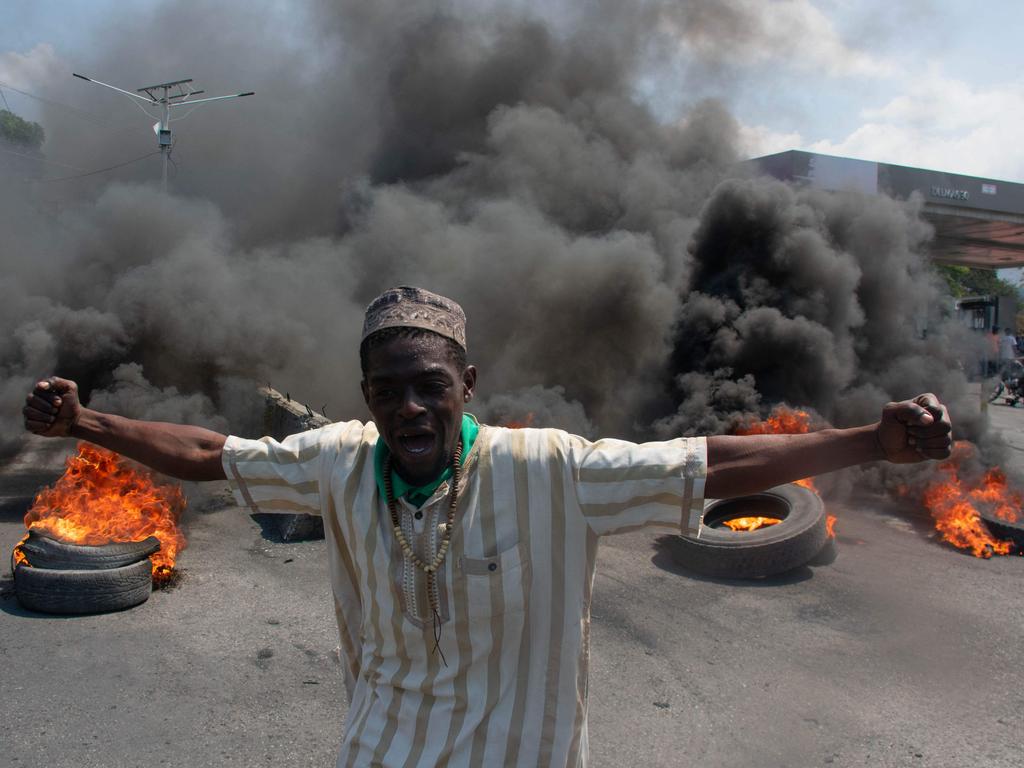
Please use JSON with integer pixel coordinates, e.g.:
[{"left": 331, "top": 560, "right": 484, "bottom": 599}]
[
  {"left": 0, "top": 145, "right": 84, "bottom": 171},
  {"left": 34, "top": 150, "right": 161, "bottom": 183},
  {"left": 130, "top": 97, "right": 160, "bottom": 122},
  {"left": 169, "top": 102, "right": 207, "bottom": 122},
  {"left": 167, "top": 139, "right": 179, "bottom": 178},
  {"left": 0, "top": 86, "right": 10, "bottom": 111},
  {"left": 0, "top": 79, "right": 114, "bottom": 127}
]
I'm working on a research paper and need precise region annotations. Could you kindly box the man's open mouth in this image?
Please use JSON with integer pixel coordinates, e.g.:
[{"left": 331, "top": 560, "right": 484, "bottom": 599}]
[{"left": 398, "top": 432, "right": 436, "bottom": 456}]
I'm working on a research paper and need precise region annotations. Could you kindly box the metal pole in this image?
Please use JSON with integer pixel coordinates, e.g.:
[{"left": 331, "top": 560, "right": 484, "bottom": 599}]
[{"left": 161, "top": 86, "right": 170, "bottom": 192}]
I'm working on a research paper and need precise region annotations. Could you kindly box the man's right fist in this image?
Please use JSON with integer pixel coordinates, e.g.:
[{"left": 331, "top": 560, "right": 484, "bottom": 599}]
[{"left": 23, "top": 377, "right": 82, "bottom": 437}]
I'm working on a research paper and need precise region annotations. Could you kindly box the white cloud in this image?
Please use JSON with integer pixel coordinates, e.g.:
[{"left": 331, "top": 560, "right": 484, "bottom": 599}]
[
  {"left": 808, "top": 72, "right": 1024, "bottom": 181},
  {"left": 662, "top": 0, "right": 896, "bottom": 78},
  {"left": 0, "top": 43, "right": 63, "bottom": 89},
  {"left": 737, "top": 122, "right": 805, "bottom": 158}
]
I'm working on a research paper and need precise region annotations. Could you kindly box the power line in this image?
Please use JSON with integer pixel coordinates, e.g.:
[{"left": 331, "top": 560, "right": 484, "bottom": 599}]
[
  {"left": 0, "top": 79, "right": 115, "bottom": 128},
  {"left": 169, "top": 102, "right": 206, "bottom": 122},
  {"left": 0, "top": 80, "right": 160, "bottom": 138},
  {"left": 34, "top": 150, "right": 160, "bottom": 183},
  {"left": 0, "top": 86, "right": 10, "bottom": 111},
  {"left": 0, "top": 144, "right": 84, "bottom": 171},
  {"left": 129, "top": 97, "right": 160, "bottom": 122}
]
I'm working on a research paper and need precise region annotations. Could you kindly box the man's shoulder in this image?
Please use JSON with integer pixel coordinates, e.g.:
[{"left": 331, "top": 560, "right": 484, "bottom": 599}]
[
  {"left": 247, "top": 420, "right": 378, "bottom": 454},
  {"left": 314, "top": 419, "right": 379, "bottom": 448},
  {"left": 476, "top": 424, "right": 581, "bottom": 458}
]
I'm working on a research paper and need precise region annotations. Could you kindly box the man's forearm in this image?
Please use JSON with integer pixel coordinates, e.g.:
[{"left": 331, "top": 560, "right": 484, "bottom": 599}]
[
  {"left": 71, "top": 409, "right": 228, "bottom": 481},
  {"left": 705, "top": 425, "right": 884, "bottom": 499}
]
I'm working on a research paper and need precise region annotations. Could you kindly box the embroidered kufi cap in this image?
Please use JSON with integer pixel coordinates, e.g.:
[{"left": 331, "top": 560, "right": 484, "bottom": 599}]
[{"left": 361, "top": 286, "right": 467, "bottom": 350}]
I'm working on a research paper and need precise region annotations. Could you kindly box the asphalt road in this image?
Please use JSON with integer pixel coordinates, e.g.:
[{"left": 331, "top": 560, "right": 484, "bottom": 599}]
[{"left": 2, "top": 400, "right": 1022, "bottom": 768}]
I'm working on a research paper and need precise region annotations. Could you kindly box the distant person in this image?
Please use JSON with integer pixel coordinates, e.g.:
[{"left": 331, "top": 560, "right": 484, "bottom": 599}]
[
  {"left": 1000, "top": 327, "right": 1018, "bottom": 364},
  {"left": 22, "top": 286, "right": 954, "bottom": 767}
]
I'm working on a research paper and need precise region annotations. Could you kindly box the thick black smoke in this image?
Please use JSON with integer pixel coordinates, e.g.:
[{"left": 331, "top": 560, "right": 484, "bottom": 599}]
[
  {"left": 1, "top": 0, "right": 995, "bottom": 489},
  {"left": 659, "top": 180, "right": 984, "bottom": 437}
]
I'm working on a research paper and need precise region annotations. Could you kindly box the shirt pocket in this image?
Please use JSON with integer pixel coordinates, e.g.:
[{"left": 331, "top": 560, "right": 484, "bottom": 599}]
[{"left": 459, "top": 540, "right": 531, "bottom": 618}]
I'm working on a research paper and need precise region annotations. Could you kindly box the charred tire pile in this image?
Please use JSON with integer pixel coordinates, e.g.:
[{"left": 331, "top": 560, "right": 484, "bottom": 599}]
[
  {"left": 668, "top": 483, "right": 827, "bottom": 579},
  {"left": 13, "top": 531, "right": 159, "bottom": 614}
]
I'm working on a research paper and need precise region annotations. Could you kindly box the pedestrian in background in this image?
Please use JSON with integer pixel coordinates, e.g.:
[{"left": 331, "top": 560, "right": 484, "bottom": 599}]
[{"left": 1000, "top": 326, "right": 1018, "bottom": 373}]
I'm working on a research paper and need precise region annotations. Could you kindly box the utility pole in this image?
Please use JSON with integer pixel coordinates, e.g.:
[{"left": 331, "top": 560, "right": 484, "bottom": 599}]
[{"left": 72, "top": 73, "right": 253, "bottom": 192}]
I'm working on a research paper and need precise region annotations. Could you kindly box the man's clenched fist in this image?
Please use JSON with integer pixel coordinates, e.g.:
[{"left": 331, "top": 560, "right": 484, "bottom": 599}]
[
  {"left": 23, "top": 377, "right": 83, "bottom": 438},
  {"left": 876, "top": 393, "right": 953, "bottom": 464}
]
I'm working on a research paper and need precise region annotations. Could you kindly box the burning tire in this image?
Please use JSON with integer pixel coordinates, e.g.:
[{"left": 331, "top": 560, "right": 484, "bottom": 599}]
[
  {"left": 978, "top": 511, "right": 1024, "bottom": 551},
  {"left": 17, "top": 530, "right": 160, "bottom": 570},
  {"left": 13, "top": 559, "right": 153, "bottom": 615},
  {"left": 668, "top": 483, "right": 827, "bottom": 579}
]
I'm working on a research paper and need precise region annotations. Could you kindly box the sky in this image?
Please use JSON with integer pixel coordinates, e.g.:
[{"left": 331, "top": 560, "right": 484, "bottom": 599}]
[
  {"left": 3, "top": 0, "right": 1022, "bottom": 182},
  {"left": 655, "top": 0, "right": 1024, "bottom": 183}
]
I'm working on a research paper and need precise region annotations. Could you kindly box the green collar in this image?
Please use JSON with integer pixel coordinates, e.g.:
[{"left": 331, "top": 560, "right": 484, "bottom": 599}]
[{"left": 374, "top": 413, "right": 479, "bottom": 508}]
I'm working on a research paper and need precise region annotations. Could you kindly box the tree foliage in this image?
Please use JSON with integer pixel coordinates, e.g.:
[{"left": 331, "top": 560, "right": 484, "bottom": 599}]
[
  {"left": 0, "top": 109, "right": 45, "bottom": 150},
  {"left": 935, "top": 264, "right": 1021, "bottom": 300}
]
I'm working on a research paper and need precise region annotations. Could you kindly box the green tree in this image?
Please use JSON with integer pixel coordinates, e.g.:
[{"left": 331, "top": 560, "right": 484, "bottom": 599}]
[
  {"left": 935, "top": 264, "right": 1021, "bottom": 301},
  {"left": 0, "top": 109, "right": 45, "bottom": 150}
]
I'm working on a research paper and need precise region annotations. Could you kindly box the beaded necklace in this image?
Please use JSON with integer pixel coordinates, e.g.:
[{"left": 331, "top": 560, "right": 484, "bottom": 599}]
[{"left": 383, "top": 439, "right": 463, "bottom": 663}]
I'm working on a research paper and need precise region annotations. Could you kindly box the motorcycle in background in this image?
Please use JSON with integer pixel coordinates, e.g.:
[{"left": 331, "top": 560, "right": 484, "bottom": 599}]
[{"left": 988, "top": 360, "right": 1024, "bottom": 406}]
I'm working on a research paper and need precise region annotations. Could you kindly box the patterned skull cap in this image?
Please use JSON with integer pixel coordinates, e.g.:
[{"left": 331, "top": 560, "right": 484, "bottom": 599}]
[{"left": 361, "top": 286, "right": 467, "bottom": 350}]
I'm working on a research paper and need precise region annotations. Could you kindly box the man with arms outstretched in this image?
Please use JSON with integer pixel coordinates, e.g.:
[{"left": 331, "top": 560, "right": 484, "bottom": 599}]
[{"left": 23, "top": 286, "right": 953, "bottom": 767}]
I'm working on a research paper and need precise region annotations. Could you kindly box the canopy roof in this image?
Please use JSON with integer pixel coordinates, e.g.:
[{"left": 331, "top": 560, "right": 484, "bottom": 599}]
[{"left": 753, "top": 150, "right": 1024, "bottom": 269}]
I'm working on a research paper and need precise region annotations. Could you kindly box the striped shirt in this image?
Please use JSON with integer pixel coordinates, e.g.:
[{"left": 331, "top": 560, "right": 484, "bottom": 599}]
[{"left": 223, "top": 421, "right": 707, "bottom": 768}]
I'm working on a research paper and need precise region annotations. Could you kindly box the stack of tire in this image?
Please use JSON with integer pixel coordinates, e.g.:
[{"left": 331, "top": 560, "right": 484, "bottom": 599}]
[{"left": 12, "top": 530, "right": 160, "bottom": 614}]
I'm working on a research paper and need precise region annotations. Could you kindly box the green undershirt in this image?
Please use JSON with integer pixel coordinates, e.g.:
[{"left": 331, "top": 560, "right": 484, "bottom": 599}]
[{"left": 373, "top": 413, "right": 479, "bottom": 508}]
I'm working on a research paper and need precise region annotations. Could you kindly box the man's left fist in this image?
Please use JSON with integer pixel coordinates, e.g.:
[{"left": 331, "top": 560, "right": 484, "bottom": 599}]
[{"left": 877, "top": 393, "right": 953, "bottom": 464}]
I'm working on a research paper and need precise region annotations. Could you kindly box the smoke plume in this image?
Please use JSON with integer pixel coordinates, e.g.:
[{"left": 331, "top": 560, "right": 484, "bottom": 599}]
[{"left": 1, "top": 0, "right": 996, "bottom": 490}]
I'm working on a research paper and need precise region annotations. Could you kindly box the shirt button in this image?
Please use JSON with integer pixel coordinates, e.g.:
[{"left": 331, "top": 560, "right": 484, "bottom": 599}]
[
  {"left": 414, "top": 511, "right": 423, "bottom": 520},
  {"left": 488, "top": 562, "right": 497, "bottom": 572}
]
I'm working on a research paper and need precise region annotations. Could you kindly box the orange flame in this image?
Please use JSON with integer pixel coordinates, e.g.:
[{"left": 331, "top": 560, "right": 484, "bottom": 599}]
[
  {"left": 734, "top": 405, "right": 814, "bottom": 437},
  {"left": 734, "top": 405, "right": 817, "bottom": 492},
  {"left": 502, "top": 412, "right": 536, "bottom": 429},
  {"left": 826, "top": 515, "right": 837, "bottom": 538},
  {"left": 722, "top": 516, "right": 781, "bottom": 532},
  {"left": 12, "top": 533, "right": 29, "bottom": 567},
  {"left": 921, "top": 449, "right": 1016, "bottom": 558},
  {"left": 20, "top": 442, "right": 187, "bottom": 581}
]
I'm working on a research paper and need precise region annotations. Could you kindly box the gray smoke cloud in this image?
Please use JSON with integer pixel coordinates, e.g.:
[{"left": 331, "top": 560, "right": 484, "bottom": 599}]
[{"left": 1, "top": 0, "right": 998, "bottom": 492}]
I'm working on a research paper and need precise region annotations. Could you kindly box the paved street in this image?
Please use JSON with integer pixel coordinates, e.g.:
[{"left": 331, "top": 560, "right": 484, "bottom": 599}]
[{"left": 1, "top": 399, "right": 1022, "bottom": 768}]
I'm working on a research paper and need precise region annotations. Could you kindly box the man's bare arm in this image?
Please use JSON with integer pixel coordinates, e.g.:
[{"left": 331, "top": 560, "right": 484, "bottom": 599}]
[
  {"left": 705, "top": 393, "right": 952, "bottom": 499},
  {"left": 23, "top": 377, "right": 227, "bottom": 482},
  {"left": 706, "top": 425, "right": 881, "bottom": 498}
]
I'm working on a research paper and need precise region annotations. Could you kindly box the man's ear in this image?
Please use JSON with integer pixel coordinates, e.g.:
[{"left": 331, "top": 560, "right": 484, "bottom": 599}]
[
  {"left": 462, "top": 365, "right": 477, "bottom": 403},
  {"left": 360, "top": 378, "right": 370, "bottom": 406}
]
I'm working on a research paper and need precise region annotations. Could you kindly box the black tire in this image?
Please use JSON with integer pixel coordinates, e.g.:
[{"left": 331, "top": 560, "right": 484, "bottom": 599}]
[
  {"left": 668, "top": 484, "right": 828, "bottom": 579},
  {"left": 18, "top": 530, "right": 160, "bottom": 571},
  {"left": 978, "top": 511, "right": 1024, "bottom": 550},
  {"left": 14, "top": 559, "right": 152, "bottom": 615}
]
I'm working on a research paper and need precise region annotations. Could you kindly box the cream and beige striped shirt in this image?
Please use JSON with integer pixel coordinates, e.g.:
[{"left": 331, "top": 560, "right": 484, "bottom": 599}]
[{"left": 223, "top": 421, "right": 707, "bottom": 768}]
